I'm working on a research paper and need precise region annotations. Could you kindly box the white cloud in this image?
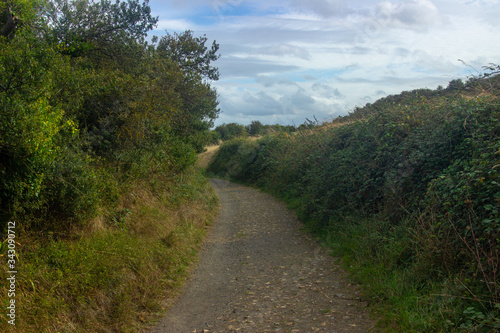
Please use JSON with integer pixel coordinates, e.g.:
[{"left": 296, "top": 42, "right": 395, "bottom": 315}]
[
  {"left": 256, "top": 44, "right": 312, "bottom": 60},
  {"left": 456, "top": 0, "right": 500, "bottom": 5},
  {"left": 255, "top": 76, "right": 298, "bottom": 87},
  {"left": 312, "top": 83, "right": 344, "bottom": 99},
  {"left": 148, "top": 0, "right": 500, "bottom": 126},
  {"left": 218, "top": 56, "right": 300, "bottom": 78},
  {"left": 375, "top": 0, "right": 445, "bottom": 32},
  {"left": 155, "top": 19, "right": 195, "bottom": 31},
  {"left": 290, "top": 0, "right": 351, "bottom": 18},
  {"left": 242, "top": 91, "right": 283, "bottom": 116},
  {"left": 411, "top": 50, "right": 460, "bottom": 73}
]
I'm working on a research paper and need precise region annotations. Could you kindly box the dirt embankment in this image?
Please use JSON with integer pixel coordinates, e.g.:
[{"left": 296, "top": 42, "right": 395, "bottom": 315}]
[{"left": 151, "top": 179, "right": 376, "bottom": 332}]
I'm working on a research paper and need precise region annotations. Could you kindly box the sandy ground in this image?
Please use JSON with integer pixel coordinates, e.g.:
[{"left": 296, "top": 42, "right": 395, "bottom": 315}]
[{"left": 151, "top": 179, "right": 377, "bottom": 333}]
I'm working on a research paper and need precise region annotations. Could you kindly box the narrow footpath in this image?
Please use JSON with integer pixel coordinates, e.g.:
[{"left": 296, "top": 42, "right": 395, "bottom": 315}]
[{"left": 151, "top": 179, "right": 376, "bottom": 332}]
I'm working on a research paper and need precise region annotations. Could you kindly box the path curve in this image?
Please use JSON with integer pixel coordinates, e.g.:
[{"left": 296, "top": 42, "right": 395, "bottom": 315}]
[{"left": 151, "top": 179, "right": 376, "bottom": 332}]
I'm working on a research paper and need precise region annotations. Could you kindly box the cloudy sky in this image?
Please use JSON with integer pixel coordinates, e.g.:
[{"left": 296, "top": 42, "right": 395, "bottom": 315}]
[{"left": 148, "top": 0, "right": 500, "bottom": 126}]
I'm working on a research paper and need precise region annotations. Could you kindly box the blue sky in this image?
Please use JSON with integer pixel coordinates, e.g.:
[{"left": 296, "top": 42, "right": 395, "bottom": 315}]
[{"left": 148, "top": 0, "right": 500, "bottom": 126}]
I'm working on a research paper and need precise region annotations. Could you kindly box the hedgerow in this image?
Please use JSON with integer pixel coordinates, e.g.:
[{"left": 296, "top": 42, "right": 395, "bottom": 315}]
[
  {"left": 1, "top": 0, "right": 221, "bottom": 330},
  {"left": 207, "top": 77, "right": 500, "bottom": 331}
]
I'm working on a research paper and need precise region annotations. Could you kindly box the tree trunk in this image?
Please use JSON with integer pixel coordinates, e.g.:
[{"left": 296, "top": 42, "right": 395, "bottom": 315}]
[{"left": 1, "top": 7, "right": 19, "bottom": 38}]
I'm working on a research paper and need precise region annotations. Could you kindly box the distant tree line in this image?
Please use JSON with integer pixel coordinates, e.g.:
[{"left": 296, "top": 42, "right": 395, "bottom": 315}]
[{"left": 211, "top": 120, "right": 317, "bottom": 142}]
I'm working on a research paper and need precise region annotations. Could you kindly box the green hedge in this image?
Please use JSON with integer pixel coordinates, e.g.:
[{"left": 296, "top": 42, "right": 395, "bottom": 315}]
[{"left": 207, "top": 92, "right": 500, "bottom": 331}]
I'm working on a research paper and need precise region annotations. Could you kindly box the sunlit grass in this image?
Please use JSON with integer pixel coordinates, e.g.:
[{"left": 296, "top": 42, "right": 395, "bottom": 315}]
[{"left": 0, "top": 168, "right": 218, "bottom": 333}]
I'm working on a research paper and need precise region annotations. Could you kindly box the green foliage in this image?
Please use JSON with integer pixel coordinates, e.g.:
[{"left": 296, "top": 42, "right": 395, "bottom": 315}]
[
  {"left": 447, "top": 78, "right": 465, "bottom": 91},
  {"left": 207, "top": 79, "right": 500, "bottom": 331},
  {"left": 0, "top": 12, "right": 65, "bottom": 227},
  {"left": 0, "top": 0, "right": 221, "bottom": 330},
  {"left": 0, "top": 0, "right": 220, "bottom": 232},
  {"left": 157, "top": 30, "right": 220, "bottom": 81},
  {"left": 207, "top": 130, "right": 221, "bottom": 145},
  {"left": 247, "top": 120, "right": 264, "bottom": 136},
  {"left": 214, "top": 123, "right": 248, "bottom": 141},
  {"left": 1, "top": 171, "right": 217, "bottom": 332},
  {"left": 46, "top": 0, "right": 158, "bottom": 59},
  {"left": 214, "top": 121, "right": 298, "bottom": 141},
  {"left": 153, "top": 30, "right": 221, "bottom": 142},
  {"left": 207, "top": 138, "right": 246, "bottom": 177},
  {"left": 117, "top": 133, "right": 197, "bottom": 182}
]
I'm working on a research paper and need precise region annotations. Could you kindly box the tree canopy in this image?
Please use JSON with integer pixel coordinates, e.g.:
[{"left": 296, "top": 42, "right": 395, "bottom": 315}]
[
  {"left": 0, "top": 0, "right": 220, "bottom": 231},
  {"left": 46, "top": 0, "right": 158, "bottom": 58},
  {"left": 157, "top": 30, "right": 220, "bottom": 81}
]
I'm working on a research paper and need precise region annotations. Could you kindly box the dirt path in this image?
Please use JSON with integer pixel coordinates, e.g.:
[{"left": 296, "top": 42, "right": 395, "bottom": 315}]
[{"left": 151, "top": 179, "right": 376, "bottom": 332}]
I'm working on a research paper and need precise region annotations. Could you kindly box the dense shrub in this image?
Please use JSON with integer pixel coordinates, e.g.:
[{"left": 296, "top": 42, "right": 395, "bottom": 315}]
[
  {"left": 0, "top": 0, "right": 220, "bottom": 234},
  {"left": 207, "top": 82, "right": 500, "bottom": 331}
]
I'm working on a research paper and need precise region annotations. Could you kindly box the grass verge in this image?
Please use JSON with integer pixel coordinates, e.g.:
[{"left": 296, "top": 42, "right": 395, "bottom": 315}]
[
  {"left": 318, "top": 213, "right": 500, "bottom": 332},
  {"left": 0, "top": 167, "right": 219, "bottom": 332}
]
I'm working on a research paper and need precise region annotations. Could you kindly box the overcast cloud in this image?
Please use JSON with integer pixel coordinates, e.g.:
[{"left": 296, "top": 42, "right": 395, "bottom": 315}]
[{"left": 149, "top": 0, "right": 500, "bottom": 126}]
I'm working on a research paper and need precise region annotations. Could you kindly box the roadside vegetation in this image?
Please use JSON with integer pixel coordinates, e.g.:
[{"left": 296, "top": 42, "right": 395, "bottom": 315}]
[
  {"left": 210, "top": 120, "right": 307, "bottom": 143},
  {"left": 207, "top": 70, "right": 500, "bottom": 332},
  {"left": 1, "top": 0, "right": 219, "bottom": 331}
]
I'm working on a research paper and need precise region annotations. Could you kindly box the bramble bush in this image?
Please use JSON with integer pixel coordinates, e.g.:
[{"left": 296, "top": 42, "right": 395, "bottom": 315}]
[{"left": 207, "top": 76, "right": 500, "bottom": 331}]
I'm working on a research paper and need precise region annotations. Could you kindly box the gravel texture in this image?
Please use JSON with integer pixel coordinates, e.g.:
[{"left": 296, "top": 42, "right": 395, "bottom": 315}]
[{"left": 151, "top": 179, "right": 377, "bottom": 333}]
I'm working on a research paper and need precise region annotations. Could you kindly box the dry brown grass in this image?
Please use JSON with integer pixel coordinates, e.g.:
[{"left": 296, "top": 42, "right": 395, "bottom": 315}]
[
  {"left": 461, "top": 91, "right": 498, "bottom": 101},
  {"left": 196, "top": 144, "right": 220, "bottom": 169}
]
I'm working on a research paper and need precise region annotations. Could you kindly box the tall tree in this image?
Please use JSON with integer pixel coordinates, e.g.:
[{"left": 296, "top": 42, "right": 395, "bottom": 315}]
[
  {"left": 157, "top": 30, "right": 220, "bottom": 81},
  {"left": 46, "top": 0, "right": 158, "bottom": 59},
  {"left": 155, "top": 30, "right": 221, "bottom": 150},
  {"left": 248, "top": 120, "right": 264, "bottom": 136}
]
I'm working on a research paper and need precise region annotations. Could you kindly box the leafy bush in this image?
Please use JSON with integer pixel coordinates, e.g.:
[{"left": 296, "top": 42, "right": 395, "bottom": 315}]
[
  {"left": 0, "top": 0, "right": 221, "bottom": 233},
  {"left": 207, "top": 81, "right": 500, "bottom": 331},
  {"left": 0, "top": 0, "right": 222, "bottom": 331}
]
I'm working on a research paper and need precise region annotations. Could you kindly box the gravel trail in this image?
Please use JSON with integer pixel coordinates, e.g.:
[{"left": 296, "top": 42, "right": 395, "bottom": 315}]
[{"left": 151, "top": 179, "right": 376, "bottom": 333}]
